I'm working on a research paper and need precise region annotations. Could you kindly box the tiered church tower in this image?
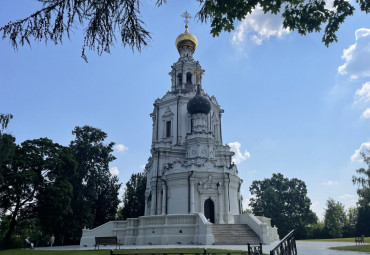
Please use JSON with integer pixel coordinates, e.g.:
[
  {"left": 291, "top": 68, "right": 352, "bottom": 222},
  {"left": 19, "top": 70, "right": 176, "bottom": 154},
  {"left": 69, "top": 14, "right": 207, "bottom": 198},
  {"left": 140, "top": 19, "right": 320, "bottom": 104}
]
[
  {"left": 144, "top": 22, "right": 242, "bottom": 224},
  {"left": 80, "top": 18, "right": 279, "bottom": 246}
]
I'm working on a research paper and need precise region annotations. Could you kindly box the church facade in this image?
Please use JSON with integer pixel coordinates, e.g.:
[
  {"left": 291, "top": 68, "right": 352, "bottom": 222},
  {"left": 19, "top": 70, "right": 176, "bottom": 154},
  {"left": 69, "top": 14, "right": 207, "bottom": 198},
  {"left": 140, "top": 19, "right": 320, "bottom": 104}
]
[
  {"left": 144, "top": 24, "right": 241, "bottom": 224},
  {"left": 80, "top": 23, "right": 279, "bottom": 247}
]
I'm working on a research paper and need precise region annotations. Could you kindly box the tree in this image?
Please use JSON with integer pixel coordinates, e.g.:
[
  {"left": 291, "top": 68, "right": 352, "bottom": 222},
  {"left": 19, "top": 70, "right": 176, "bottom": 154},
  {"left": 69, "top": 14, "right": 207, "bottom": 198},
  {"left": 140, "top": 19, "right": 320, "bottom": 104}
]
[
  {"left": 65, "top": 125, "right": 120, "bottom": 243},
  {"left": 117, "top": 171, "right": 147, "bottom": 220},
  {"left": 249, "top": 173, "right": 317, "bottom": 239},
  {"left": 36, "top": 142, "right": 77, "bottom": 246},
  {"left": 1, "top": 0, "right": 369, "bottom": 61},
  {"left": 0, "top": 114, "right": 16, "bottom": 220},
  {"left": 0, "top": 114, "right": 15, "bottom": 168},
  {"left": 323, "top": 198, "right": 346, "bottom": 238},
  {"left": 352, "top": 153, "right": 370, "bottom": 236},
  {"left": 343, "top": 207, "right": 358, "bottom": 237},
  {"left": 0, "top": 138, "right": 75, "bottom": 248}
]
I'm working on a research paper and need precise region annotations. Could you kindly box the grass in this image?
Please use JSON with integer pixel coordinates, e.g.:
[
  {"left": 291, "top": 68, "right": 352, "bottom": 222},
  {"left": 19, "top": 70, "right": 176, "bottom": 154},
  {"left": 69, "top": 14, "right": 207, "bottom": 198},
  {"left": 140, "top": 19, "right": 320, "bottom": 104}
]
[
  {"left": 330, "top": 244, "right": 370, "bottom": 252},
  {"left": 0, "top": 248, "right": 249, "bottom": 255},
  {"left": 301, "top": 236, "right": 370, "bottom": 243}
]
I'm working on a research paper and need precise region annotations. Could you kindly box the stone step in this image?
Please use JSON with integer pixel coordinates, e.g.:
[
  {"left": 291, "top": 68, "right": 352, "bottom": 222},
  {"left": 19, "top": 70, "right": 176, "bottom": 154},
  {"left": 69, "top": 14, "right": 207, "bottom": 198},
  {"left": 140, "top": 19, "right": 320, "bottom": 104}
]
[{"left": 212, "top": 224, "right": 261, "bottom": 245}]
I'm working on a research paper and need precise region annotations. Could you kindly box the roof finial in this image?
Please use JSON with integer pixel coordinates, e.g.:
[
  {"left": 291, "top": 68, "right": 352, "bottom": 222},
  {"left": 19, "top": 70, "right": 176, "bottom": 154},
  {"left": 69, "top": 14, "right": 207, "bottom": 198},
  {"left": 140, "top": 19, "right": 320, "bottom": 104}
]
[{"left": 181, "top": 11, "right": 192, "bottom": 30}]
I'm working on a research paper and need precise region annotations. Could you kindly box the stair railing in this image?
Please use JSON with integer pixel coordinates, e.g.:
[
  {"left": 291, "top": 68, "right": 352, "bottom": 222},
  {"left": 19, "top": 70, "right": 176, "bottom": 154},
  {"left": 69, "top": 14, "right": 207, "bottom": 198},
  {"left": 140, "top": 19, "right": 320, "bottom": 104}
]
[
  {"left": 269, "top": 230, "right": 297, "bottom": 255},
  {"left": 247, "top": 242, "right": 263, "bottom": 255}
]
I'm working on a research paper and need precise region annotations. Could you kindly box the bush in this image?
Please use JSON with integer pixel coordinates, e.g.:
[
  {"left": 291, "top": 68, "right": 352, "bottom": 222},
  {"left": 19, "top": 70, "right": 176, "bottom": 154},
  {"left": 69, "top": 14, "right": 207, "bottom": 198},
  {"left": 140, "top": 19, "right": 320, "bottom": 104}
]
[{"left": 0, "top": 236, "right": 25, "bottom": 250}]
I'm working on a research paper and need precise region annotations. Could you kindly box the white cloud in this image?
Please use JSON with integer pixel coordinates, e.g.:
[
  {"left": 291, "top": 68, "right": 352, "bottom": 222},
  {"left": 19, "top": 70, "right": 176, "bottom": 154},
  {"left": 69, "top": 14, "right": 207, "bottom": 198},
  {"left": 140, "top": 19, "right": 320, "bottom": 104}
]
[
  {"left": 109, "top": 166, "right": 119, "bottom": 176},
  {"left": 361, "top": 108, "right": 370, "bottom": 119},
  {"left": 115, "top": 144, "right": 128, "bottom": 152},
  {"left": 228, "top": 141, "right": 251, "bottom": 164},
  {"left": 339, "top": 194, "right": 358, "bottom": 209},
  {"left": 350, "top": 142, "right": 370, "bottom": 162},
  {"left": 232, "top": 5, "right": 289, "bottom": 46},
  {"left": 322, "top": 180, "right": 339, "bottom": 186},
  {"left": 355, "top": 82, "right": 370, "bottom": 104},
  {"left": 339, "top": 194, "right": 356, "bottom": 200},
  {"left": 338, "top": 28, "right": 370, "bottom": 79}
]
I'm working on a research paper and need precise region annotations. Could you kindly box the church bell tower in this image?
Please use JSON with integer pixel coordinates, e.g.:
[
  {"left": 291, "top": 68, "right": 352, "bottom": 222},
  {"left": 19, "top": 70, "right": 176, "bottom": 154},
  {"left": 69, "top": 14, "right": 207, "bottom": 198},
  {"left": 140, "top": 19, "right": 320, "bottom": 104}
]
[{"left": 144, "top": 14, "right": 242, "bottom": 224}]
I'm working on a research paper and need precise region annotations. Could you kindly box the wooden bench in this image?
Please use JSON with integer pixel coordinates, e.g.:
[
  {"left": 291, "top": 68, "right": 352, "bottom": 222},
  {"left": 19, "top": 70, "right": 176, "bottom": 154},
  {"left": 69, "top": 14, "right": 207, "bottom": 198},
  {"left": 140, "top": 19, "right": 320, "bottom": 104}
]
[
  {"left": 355, "top": 236, "right": 365, "bottom": 245},
  {"left": 94, "top": 236, "right": 120, "bottom": 250}
]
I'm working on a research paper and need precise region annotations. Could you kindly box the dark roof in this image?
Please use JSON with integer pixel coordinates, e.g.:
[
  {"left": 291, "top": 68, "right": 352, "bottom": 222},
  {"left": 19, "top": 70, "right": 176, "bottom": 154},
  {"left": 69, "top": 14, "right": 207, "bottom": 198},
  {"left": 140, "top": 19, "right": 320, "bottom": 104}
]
[{"left": 187, "top": 85, "right": 211, "bottom": 115}]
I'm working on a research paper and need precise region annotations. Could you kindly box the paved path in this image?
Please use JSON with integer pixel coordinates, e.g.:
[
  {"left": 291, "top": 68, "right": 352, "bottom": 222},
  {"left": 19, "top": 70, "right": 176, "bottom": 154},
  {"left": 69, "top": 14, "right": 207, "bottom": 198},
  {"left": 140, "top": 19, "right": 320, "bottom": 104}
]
[{"left": 37, "top": 241, "right": 370, "bottom": 255}]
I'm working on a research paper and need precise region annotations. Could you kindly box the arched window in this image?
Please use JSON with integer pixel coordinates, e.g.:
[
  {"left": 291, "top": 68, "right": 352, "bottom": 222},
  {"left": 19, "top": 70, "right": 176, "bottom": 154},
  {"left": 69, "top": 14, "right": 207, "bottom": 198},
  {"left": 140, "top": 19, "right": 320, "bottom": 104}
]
[
  {"left": 186, "top": 72, "right": 192, "bottom": 84},
  {"left": 177, "top": 73, "right": 182, "bottom": 86}
]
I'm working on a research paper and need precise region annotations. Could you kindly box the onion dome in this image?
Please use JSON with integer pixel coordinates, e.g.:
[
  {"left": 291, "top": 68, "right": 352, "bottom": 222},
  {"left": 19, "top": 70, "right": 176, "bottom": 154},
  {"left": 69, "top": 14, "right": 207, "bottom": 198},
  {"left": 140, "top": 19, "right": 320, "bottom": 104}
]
[
  {"left": 175, "top": 25, "right": 198, "bottom": 51},
  {"left": 187, "top": 85, "right": 211, "bottom": 115}
]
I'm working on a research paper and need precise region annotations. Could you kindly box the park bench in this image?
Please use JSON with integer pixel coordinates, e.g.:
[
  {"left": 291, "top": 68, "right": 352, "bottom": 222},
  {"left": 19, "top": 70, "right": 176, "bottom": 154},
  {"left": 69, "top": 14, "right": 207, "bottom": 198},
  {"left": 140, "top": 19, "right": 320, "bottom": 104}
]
[
  {"left": 355, "top": 236, "right": 365, "bottom": 245},
  {"left": 94, "top": 236, "right": 120, "bottom": 250}
]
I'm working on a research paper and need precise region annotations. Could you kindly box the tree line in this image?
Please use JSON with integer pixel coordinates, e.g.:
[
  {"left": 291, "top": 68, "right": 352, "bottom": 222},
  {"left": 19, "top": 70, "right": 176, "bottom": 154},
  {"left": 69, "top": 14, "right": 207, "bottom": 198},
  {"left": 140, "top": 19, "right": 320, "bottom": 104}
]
[
  {"left": 1, "top": 113, "right": 369, "bottom": 249},
  {"left": 0, "top": 114, "right": 121, "bottom": 249},
  {"left": 248, "top": 172, "right": 370, "bottom": 239}
]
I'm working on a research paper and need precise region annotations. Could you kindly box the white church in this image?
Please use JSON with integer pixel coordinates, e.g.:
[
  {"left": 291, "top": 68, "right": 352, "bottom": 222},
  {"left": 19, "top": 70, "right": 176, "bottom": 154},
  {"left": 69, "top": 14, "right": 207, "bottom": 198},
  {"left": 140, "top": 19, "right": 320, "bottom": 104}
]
[{"left": 80, "top": 19, "right": 279, "bottom": 246}]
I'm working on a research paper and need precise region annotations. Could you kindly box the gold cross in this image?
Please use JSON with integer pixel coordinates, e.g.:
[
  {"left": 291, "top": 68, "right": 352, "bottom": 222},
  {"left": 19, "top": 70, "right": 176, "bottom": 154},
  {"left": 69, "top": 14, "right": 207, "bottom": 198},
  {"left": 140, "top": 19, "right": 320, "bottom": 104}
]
[{"left": 181, "top": 11, "right": 192, "bottom": 25}]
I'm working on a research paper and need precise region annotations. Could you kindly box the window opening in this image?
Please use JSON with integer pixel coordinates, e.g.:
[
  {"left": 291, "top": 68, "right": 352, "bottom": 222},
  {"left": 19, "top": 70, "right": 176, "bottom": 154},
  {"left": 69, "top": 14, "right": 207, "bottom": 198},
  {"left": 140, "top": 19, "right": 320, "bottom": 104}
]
[
  {"left": 177, "top": 73, "right": 182, "bottom": 86},
  {"left": 186, "top": 72, "right": 192, "bottom": 84},
  {"left": 166, "top": 121, "right": 171, "bottom": 138}
]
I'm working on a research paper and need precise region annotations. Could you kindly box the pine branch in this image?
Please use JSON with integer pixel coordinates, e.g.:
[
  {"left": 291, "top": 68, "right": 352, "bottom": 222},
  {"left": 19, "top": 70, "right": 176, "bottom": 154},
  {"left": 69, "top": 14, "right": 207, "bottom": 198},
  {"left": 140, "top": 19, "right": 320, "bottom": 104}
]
[{"left": 0, "top": 0, "right": 151, "bottom": 62}]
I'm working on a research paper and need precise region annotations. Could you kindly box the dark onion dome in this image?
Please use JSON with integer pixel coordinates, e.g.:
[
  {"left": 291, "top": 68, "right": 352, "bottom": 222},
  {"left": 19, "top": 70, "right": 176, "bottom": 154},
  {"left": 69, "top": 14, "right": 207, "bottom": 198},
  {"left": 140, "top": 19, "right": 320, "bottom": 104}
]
[
  {"left": 187, "top": 85, "right": 211, "bottom": 115},
  {"left": 175, "top": 25, "right": 198, "bottom": 51}
]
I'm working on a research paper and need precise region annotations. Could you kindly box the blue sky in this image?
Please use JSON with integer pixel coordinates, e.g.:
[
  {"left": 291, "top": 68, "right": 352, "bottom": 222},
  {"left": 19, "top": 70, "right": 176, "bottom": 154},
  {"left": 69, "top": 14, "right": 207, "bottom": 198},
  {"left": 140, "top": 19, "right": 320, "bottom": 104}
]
[{"left": 1, "top": 0, "right": 370, "bottom": 220}]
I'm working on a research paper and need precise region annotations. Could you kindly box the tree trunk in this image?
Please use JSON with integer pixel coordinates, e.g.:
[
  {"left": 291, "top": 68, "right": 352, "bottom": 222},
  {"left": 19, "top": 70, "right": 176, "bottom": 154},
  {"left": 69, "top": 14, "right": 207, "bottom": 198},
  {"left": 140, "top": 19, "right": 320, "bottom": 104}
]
[{"left": 3, "top": 203, "right": 20, "bottom": 249}]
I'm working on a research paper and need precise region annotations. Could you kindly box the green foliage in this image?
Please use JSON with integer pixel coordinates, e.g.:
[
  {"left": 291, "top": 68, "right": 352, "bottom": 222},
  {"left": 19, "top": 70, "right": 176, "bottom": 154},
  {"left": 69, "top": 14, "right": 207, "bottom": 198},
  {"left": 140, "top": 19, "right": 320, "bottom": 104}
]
[
  {"left": 343, "top": 207, "right": 358, "bottom": 237},
  {"left": 0, "top": 137, "right": 78, "bottom": 248},
  {"left": 0, "top": 1, "right": 155, "bottom": 62},
  {"left": 305, "top": 221, "right": 325, "bottom": 239},
  {"left": 353, "top": 153, "right": 370, "bottom": 236},
  {"left": 0, "top": 114, "right": 13, "bottom": 131},
  {"left": 323, "top": 198, "right": 346, "bottom": 238},
  {"left": 65, "top": 126, "right": 121, "bottom": 243},
  {"left": 303, "top": 236, "right": 370, "bottom": 242},
  {"left": 1, "top": 0, "right": 369, "bottom": 61},
  {"left": 0, "top": 122, "right": 122, "bottom": 248},
  {"left": 249, "top": 173, "right": 317, "bottom": 239},
  {"left": 117, "top": 171, "right": 147, "bottom": 220},
  {"left": 197, "top": 0, "right": 359, "bottom": 47},
  {"left": 0, "top": 114, "right": 15, "bottom": 177}
]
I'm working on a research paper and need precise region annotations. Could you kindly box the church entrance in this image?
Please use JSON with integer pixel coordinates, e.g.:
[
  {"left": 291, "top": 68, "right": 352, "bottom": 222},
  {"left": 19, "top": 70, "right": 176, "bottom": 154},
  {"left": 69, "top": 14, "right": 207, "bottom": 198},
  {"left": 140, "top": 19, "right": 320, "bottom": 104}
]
[{"left": 204, "top": 198, "right": 215, "bottom": 223}]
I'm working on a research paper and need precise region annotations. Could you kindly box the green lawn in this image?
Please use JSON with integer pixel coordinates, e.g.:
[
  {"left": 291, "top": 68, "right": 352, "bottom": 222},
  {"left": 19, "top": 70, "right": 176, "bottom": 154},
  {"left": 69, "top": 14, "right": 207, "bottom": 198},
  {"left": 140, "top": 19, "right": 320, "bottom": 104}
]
[
  {"left": 330, "top": 245, "right": 370, "bottom": 252},
  {"left": 301, "top": 237, "right": 370, "bottom": 243},
  {"left": 0, "top": 248, "right": 250, "bottom": 255}
]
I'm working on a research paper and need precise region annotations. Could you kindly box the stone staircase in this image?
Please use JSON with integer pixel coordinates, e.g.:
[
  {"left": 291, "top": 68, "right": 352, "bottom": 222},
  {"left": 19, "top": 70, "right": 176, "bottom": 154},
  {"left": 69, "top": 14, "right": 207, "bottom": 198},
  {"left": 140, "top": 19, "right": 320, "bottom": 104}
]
[{"left": 212, "top": 224, "right": 261, "bottom": 245}]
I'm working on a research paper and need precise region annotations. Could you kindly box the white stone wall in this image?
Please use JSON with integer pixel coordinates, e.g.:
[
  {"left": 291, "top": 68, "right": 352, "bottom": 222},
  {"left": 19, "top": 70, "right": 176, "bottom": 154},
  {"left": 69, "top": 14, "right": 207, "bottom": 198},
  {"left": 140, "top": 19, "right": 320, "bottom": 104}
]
[
  {"left": 234, "top": 214, "right": 280, "bottom": 244},
  {"left": 80, "top": 214, "right": 214, "bottom": 246}
]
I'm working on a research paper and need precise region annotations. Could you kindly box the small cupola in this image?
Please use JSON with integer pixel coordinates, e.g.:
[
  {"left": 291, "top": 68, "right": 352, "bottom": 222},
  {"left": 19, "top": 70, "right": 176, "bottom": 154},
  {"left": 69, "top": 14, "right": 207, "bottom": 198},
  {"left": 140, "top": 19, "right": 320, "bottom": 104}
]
[
  {"left": 187, "top": 85, "right": 211, "bottom": 115},
  {"left": 175, "top": 24, "right": 198, "bottom": 53}
]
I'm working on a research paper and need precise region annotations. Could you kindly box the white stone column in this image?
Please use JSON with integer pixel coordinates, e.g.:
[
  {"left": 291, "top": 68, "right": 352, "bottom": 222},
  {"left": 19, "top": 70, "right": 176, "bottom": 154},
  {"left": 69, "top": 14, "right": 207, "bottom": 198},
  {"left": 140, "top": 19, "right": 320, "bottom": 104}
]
[
  {"left": 190, "top": 178, "right": 195, "bottom": 213},
  {"left": 150, "top": 183, "right": 156, "bottom": 215},
  {"left": 224, "top": 179, "right": 229, "bottom": 222},
  {"left": 144, "top": 192, "right": 148, "bottom": 216},
  {"left": 218, "top": 189, "right": 224, "bottom": 223},
  {"left": 162, "top": 183, "right": 166, "bottom": 215}
]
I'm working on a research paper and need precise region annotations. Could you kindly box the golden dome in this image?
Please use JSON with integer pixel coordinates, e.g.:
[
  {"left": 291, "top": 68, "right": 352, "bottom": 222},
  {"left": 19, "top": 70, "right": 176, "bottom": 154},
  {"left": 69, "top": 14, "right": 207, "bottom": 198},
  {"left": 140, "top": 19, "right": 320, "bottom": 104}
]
[{"left": 175, "top": 25, "right": 198, "bottom": 51}]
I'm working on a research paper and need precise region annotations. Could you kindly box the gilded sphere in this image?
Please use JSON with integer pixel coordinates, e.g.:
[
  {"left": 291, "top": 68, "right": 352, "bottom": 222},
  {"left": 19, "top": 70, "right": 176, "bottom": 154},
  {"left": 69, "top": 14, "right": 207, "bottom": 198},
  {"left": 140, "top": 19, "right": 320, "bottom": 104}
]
[{"left": 175, "top": 26, "right": 198, "bottom": 50}]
